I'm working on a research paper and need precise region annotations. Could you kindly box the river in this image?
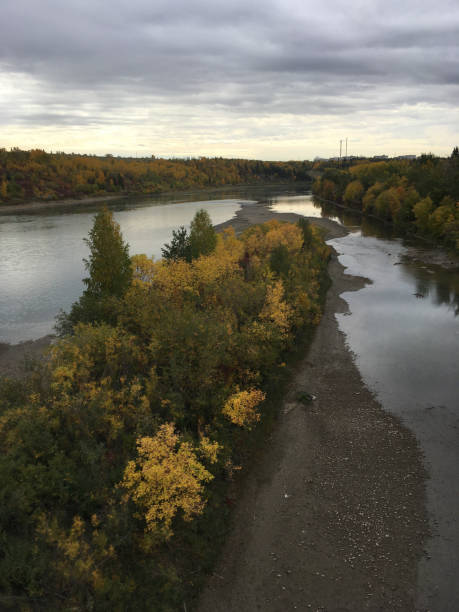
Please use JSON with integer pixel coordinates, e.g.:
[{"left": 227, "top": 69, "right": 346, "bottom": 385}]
[
  {"left": 1, "top": 188, "right": 458, "bottom": 609},
  {"left": 324, "top": 214, "right": 459, "bottom": 612}
]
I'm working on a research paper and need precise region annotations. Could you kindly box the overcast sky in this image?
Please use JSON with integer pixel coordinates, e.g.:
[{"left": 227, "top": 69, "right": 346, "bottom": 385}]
[{"left": 1, "top": 0, "right": 458, "bottom": 159}]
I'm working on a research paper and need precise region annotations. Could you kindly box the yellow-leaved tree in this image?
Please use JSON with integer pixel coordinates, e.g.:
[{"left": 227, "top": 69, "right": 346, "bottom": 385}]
[
  {"left": 222, "top": 388, "right": 266, "bottom": 429},
  {"left": 121, "top": 423, "right": 218, "bottom": 538}
]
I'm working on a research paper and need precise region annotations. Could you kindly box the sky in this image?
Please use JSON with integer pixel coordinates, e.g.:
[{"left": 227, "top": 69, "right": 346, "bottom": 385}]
[{"left": 1, "top": 0, "right": 458, "bottom": 160}]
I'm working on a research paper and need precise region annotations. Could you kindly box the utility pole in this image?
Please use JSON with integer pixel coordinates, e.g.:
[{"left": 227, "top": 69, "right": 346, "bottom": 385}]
[
  {"left": 346, "top": 138, "right": 348, "bottom": 159},
  {"left": 339, "top": 140, "right": 342, "bottom": 164}
]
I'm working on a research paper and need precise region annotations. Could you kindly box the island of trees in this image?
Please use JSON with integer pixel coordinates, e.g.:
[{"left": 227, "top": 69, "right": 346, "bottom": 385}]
[
  {"left": 312, "top": 148, "right": 459, "bottom": 252},
  {"left": 0, "top": 208, "right": 330, "bottom": 610},
  {"left": 0, "top": 148, "right": 313, "bottom": 204}
]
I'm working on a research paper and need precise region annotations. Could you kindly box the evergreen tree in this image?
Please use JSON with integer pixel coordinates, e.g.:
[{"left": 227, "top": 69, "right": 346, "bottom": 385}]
[
  {"left": 83, "top": 207, "right": 132, "bottom": 297},
  {"left": 161, "top": 226, "right": 191, "bottom": 262},
  {"left": 56, "top": 207, "right": 132, "bottom": 333},
  {"left": 189, "top": 209, "right": 217, "bottom": 259}
]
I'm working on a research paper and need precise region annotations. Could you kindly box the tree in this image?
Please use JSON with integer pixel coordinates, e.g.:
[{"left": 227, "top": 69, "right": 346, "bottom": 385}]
[
  {"left": 161, "top": 226, "right": 191, "bottom": 262},
  {"left": 413, "top": 196, "right": 433, "bottom": 234},
  {"left": 343, "top": 180, "right": 364, "bottom": 208},
  {"left": 297, "top": 217, "right": 313, "bottom": 248},
  {"left": 56, "top": 207, "right": 132, "bottom": 332},
  {"left": 83, "top": 207, "right": 132, "bottom": 296},
  {"left": 121, "top": 424, "right": 216, "bottom": 538},
  {"left": 189, "top": 209, "right": 217, "bottom": 259}
]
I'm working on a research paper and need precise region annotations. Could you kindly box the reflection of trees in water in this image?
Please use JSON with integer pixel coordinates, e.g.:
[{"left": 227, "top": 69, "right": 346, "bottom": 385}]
[
  {"left": 314, "top": 197, "right": 394, "bottom": 238},
  {"left": 313, "top": 198, "right": 338, "bottom": 220},
  {"left": 413, "top": 267, "right": 459, "bottom": 316},
  {"left": 314, "top": 194, "right": 459, "bottom": 316}
]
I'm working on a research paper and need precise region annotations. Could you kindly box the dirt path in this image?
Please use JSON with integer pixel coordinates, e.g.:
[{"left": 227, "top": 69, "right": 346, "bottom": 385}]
[{"left": 199, "top": 209, "right": 429, "bottom": 611}]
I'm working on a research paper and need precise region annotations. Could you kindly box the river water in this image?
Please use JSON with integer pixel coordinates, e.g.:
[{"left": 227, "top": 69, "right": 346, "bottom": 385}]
[
  {"left": 1, "top": 188, "right": 458, "bottom": 609},
  {"left": 320, "top": 206, "right": 458, "bottom": 612}
]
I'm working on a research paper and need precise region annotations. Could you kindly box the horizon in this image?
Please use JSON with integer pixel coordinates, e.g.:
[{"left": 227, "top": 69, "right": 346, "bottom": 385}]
[{"left": 3, "top": 146, "right": 450, "bottom": 162}]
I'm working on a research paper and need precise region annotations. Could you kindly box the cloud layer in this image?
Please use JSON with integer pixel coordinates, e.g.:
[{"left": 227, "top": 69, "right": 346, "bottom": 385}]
[{"left": 1, "top": 0, "right": 458, "bottom": 158}]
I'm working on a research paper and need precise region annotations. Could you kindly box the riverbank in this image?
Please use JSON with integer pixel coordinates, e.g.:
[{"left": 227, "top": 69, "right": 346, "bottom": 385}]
[
  {"left": 0, "top": 201, "right": 430, "bottom": 608},
  {"left": 0, "top": 194, "right": 125, "bottom": 215},
  {"left": 198, "top": 235, "right": 429, "bottom": 611}
]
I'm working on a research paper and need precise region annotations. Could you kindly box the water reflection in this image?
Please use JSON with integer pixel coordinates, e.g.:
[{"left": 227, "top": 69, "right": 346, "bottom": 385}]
[
  {"left": 403, "top": 261, "right": 459, "bottom": 316},
  {"left": 269, "top": 193, "right": 341, "bottom": 223}
]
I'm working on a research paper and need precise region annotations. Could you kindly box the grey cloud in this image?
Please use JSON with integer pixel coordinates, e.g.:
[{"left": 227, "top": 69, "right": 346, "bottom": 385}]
[{"left": 1, "top": 0, "right": 458, "bottom": 131}]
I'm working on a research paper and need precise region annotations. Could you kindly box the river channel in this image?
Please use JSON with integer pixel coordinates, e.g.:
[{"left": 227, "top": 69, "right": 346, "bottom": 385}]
[{"left": 1, "top": 188, "right": 458, "bottom": 609}]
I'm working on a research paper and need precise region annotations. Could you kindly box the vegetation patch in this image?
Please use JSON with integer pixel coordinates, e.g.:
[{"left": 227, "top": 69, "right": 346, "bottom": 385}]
[
  {"left": 0, "top": 148, "right": 312, "bottom": 204},
  {"left": 0, "top": 209, "right": 330, "bottom": 610},
  {"left": 312, "top": 149, "right": 459, "bottom": 252}
]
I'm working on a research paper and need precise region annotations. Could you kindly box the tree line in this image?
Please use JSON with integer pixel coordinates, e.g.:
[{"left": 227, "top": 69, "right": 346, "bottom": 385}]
[
  {"left": 0, "top": 148, "right": 312, "bottom": 204},
  {"left": 0, "top": 208, "right": 330, "bottom": 610},
  {"left": 312, "top": 149, "right": 459, "bottom": 252}
]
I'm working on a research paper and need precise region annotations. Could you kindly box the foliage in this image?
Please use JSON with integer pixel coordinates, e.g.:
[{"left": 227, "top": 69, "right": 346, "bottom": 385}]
[
  {"left": 0, "top": 148, "right": 313, "bottom": 205},
  {"left": 83, "top": 207, "right": 132, "bottom": 297},
  {"left": 161, "top": 226, "right": 191, "bottom": 262},
  {"left": 56, "top": 207, "right": 132, "bottom": 333},
  {"left": 189, "top": 209, "right": 217, "bottom": 259},
  {"left": 0, "top": 216, "right": 330, "bottom": 610},
  {"left": 122, "top": 424, "right": 217, "bottom": 538},
  {"left": 313, "top": 149, "right": 459, "bottom": 251},
  {"left": 222, "top": 388, "right": 266, "bottom": 429}
]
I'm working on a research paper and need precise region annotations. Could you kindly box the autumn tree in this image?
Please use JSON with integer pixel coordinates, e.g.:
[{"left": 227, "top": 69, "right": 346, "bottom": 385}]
[{"left": 343, "top": 179, "right": 364, "bottom": 208}]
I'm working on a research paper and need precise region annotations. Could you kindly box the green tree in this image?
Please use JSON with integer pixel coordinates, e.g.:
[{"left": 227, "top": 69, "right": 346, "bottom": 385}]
[
  {"left": 57, "top": 207, "right": 132, "bottom": 332},
  {"left": 161, "top": 226, "right": 191, "bottom": 262},
  {"left": 83, "top": 207, "right": 132, "bottom": 296},
  {"left": 189, "top": 209, "right": 217, "bottom": 259}
]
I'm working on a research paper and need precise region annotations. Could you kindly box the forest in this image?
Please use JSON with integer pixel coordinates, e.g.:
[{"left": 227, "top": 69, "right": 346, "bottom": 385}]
[
  {"left": 0, "top": 209, "right": 330, "bottom": 610},
  {"left": 312, "top": 149, "right": 459, "bottom": 252},
  {"left": 0, "top": 148, "right": 312, "bottom": 204}
]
